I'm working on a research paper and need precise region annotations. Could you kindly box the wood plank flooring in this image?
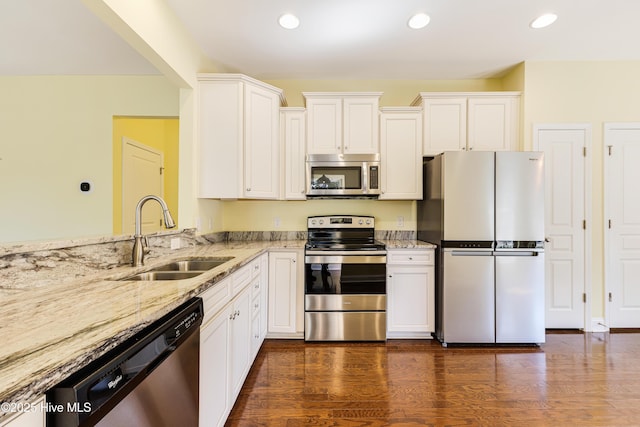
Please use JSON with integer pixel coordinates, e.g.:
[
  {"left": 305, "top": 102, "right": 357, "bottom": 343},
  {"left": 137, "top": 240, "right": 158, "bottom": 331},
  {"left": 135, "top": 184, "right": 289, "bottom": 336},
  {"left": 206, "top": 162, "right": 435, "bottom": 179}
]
[{"left": 224, "top": 333, "right": 640, "bottom": 426}]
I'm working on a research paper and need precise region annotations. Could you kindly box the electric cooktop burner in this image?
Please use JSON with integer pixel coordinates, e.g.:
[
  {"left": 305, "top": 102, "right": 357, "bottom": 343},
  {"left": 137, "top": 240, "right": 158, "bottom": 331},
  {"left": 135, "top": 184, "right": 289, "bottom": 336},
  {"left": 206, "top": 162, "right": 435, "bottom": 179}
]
[{"left": 305, "top": 215, "right": 385, "bottom": 252}]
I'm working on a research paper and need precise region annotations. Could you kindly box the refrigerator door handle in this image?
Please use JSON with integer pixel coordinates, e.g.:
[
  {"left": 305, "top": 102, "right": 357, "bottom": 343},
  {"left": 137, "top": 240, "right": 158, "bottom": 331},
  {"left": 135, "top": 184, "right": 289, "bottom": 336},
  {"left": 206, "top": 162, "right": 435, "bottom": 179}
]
[
  {"left": 450, "top": 251, "right": 494, "bottom": 257},
  {"left": 494, "top": 251, "right": 540, "bottom": 257}
]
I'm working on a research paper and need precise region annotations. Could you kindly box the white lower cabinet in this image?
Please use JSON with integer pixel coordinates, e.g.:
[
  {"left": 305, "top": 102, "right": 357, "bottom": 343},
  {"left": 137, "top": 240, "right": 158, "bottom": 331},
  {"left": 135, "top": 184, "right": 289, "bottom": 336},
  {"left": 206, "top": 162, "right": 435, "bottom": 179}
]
[
  {"left": 199, "top": 302, "right": 232, "bottom": 427},
  {"left": 267, "top": 251, "right": 299, "bottom": 336},
  {"left": 0, "top": 398, "right": 45, "bottom": 427},
  {"left": 386, "top": 249, "right": 435, "bottom": 338},
  {"left": 199, "top": 255, "right": 268, "bottom": 427}
]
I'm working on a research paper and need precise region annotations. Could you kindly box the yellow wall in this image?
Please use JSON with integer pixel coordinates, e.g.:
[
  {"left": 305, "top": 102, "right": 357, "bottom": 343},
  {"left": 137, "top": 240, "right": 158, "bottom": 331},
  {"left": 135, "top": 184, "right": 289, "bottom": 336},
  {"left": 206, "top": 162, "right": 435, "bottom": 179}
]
[
  {"left": 0, "top": 75, "right": 179, "bottom": 243},
  {"left": 522, "top": 60, "right": 640, "bottom": 318},
  {"left": 221, "top": 200, "right": 415, "bottom": 231},
  {"left": 112, "top": 117, "right": 179, "bottom": 235}
]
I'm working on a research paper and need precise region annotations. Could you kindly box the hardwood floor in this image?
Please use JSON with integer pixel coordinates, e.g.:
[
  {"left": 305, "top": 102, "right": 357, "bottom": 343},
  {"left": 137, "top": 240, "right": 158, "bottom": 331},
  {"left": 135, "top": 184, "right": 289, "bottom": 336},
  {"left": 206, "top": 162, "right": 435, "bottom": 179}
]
[{"left": 225, "top": 333, "right": 640, "bottom": 426}]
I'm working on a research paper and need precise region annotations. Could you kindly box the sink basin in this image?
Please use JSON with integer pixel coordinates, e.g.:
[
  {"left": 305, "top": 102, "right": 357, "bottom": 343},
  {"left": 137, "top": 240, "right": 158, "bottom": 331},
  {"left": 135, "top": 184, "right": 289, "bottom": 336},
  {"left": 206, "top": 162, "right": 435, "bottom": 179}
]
[
  {"left": 120, "top": 271, "right": 204, "bottom": 281},
  {"left": 117, "top": 256, "right": 235, "bottom": 281},
  {"left": 150, "top": 257, "right": 235, "bottom": 272}
]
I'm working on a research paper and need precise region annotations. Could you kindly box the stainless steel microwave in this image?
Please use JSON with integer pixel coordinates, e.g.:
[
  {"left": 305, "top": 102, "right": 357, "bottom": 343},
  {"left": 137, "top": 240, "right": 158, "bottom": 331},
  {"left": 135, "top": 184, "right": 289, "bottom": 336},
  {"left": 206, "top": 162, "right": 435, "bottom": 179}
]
[{"left": 306, "top": 153, "right": 380, "bottom": 197}]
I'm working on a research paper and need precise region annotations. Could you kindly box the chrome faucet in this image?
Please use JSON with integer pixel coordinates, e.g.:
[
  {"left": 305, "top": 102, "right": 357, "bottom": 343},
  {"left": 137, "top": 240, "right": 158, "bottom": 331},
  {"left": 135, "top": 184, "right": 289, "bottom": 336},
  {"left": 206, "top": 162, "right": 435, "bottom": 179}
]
[{"left": 132, "top": 195, "right": 176, "bottom": 266}]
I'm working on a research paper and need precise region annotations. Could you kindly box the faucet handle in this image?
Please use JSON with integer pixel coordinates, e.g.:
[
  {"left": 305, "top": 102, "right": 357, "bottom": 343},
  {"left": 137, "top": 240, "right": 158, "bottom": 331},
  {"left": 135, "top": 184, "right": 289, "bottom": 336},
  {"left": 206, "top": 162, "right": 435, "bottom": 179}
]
[{"left": 143, "top": 236, "right": 150, "bottom": 254}]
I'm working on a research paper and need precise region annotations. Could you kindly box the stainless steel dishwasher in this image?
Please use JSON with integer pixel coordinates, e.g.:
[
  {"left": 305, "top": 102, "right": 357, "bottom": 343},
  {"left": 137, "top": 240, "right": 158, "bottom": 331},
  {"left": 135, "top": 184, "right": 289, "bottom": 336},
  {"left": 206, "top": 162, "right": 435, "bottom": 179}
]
[{"left": 47, "top": 297, "right": 203, "bottom": 427}]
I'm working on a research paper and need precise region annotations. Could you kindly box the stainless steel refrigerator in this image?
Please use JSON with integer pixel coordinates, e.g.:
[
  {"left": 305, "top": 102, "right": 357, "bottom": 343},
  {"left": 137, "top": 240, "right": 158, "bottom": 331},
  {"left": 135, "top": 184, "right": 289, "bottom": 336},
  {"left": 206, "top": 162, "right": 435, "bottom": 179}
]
[{"left": 418, "top": 151, "right": 545, "bottom": 345}]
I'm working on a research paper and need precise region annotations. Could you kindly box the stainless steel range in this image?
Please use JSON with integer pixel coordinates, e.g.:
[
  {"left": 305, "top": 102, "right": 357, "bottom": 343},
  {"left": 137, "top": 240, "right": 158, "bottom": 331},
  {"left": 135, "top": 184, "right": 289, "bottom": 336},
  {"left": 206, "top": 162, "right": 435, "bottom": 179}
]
[{"left": 304, "top": 215, "right": 387, "bottom": 341}]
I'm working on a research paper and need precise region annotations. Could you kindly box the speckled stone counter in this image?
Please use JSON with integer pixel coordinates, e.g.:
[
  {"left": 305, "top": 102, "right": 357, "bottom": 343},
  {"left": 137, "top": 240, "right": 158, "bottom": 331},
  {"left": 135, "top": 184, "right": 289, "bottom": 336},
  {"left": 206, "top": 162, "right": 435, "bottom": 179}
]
[
  {"left": 0, "top": 240, "right": 304, "bottom": 420},
  {"left": 382, "top": 240, "right": 436, "bottom": 249}
]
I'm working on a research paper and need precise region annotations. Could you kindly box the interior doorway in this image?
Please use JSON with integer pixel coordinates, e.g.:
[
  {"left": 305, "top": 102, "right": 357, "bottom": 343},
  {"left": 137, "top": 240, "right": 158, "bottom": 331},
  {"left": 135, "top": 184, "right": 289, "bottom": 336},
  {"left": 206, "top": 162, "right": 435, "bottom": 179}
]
[{"left": 112, "top": 116, "right": 179, "bottom": 235}]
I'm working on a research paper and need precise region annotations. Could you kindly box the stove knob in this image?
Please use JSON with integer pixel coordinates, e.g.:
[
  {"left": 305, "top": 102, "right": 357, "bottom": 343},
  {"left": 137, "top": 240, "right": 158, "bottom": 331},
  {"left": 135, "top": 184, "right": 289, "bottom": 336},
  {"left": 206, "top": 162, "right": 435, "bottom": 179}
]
[
  {"left": 319, "top": 219, "right": 324, "bottom": 225},
  {"left": 310, "top": 220, "right": 316, "bottom": 226},
  {"left": 366, "top": 219, "right": 372, "bottom": 225},
  {"left": 358, "top": 219, "right": 364, "bottom": 225}
]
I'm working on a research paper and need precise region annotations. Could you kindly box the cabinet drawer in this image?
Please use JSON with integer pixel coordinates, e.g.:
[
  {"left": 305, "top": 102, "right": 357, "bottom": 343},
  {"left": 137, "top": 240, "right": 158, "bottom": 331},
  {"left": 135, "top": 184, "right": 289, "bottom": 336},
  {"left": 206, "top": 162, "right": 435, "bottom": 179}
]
[
  {"left": 232, "top": 264, "right": 252, "bottom": 295},
  {"left": 250, "top": 257, "right": 262, "bottom": 279},
  {"left": 201, "top": 277, "right": 232, "bottom": 324},
  {"left": 387, "top": 250, "right": 434, "bottom": 266},
  {"left": 251, "top": 293, "right": 260, "bottom": 318}
]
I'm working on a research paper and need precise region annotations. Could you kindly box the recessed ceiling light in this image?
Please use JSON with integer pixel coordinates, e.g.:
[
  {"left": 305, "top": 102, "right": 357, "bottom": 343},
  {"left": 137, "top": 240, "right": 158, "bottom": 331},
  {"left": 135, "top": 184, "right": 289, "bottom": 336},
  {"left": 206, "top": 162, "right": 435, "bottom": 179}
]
[
  {"left": 530, "top": 13, "right": 558, "bottom": 29},
  {"left": 278, "top": 13, "right": 300, "bottom": 30},
  {"left": 408, "top": 13, "right": 430, "bottom": 30}
]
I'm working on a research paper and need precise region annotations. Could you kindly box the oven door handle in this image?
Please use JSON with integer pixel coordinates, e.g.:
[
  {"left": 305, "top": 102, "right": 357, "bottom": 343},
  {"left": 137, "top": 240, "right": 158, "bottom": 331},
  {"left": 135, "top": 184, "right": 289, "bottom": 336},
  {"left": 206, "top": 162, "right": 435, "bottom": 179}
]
[{"left": 304, "top": 254, "right": 387, "bottom": 264}]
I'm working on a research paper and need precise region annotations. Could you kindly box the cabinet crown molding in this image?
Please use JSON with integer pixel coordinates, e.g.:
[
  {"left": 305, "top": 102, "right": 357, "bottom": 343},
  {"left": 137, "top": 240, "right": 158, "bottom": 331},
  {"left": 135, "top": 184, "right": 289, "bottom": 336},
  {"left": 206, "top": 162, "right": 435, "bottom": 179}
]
[
  {"left": 411, "top": 91, "right": 521, "bottom": 106},
  {"left": 303, "top": 92, "right": 383, "bottom": 98},
  {"left": 197, "top": 73, "right": 287, "bottom": 106}
]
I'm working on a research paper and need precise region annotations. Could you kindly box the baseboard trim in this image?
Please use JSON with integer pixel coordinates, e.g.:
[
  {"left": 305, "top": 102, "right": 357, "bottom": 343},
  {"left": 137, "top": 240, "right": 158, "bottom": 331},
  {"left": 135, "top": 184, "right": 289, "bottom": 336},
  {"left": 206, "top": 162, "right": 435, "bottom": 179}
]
[{"left": 591, "top": 318, "right": 609, "bottom": 332}]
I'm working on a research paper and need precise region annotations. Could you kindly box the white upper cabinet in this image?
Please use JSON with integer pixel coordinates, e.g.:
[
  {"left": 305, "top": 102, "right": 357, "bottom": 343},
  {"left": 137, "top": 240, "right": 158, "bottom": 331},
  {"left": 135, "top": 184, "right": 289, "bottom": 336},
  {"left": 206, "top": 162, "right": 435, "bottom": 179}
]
[
  {"left": 280, "top": 107, "right": 307, "bottom": 200},
  {"left": 379, "top": 107, "right": 423, "bottom": 200},
  {"left": 198, "top": 74, "right": 285, "bottom": 199},
  {"left": 304, "top": 92, "right": 382, "bottom": 155},
  {"left": 413, "top": 92, "right": 520, "bottom": 155}
]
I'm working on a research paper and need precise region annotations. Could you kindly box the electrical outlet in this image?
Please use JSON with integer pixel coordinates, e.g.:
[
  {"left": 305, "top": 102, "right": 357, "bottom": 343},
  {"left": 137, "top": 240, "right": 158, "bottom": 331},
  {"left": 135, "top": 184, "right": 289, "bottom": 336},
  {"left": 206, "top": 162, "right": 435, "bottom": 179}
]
[
  {"left": 196, "top": 217, "right": 202, "bottom": 231},
  {"left": 397, "top": 216, "right": 404, "bottom": 228},
  {"left": 170, "top": 238, "right": 181, "bottom": 250},
  {"left": 208, "top": 217, "right": 213, "bottom": 230},
  {"left": 274, "top": 217, "right": 281, "bottom": 228}
]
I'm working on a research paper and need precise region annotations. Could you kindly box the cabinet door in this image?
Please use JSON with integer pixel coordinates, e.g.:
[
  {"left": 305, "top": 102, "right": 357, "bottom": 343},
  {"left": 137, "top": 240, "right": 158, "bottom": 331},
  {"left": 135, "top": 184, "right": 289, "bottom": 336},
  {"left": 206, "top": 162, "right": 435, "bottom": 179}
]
[
  {"left": 229, "top": 286, "right": 252, "bottom": 401},
  {"left": 244, "top": 84, "right": 280, "bottom": 198},
  {"left": 423, "top": 97, "right": 467, "bottom": 155},
  {"left": 0, "top": 398, "right": 45, "bottom": 427},
  {"left": 379, "top": 110, "right": 423, "bottom": 200},
  {"left": 282, "top": 108, "right": 306, "bottom": 200},
  {"left": 467, "top": 97, "right": 517, "bottom": 151},
  {"left": 387, "top": 265, "right": 435, "bottom": 337},
  {"left": 198, "top": 80, "right": 243, "bottom": 198},
  {"left": 268, "top": 251, "right": 298, "bottom": 335},
  {"left": 306, "top": 98, "right": 342, "bottom": 154},
  {"left": 343, "top": 97, "right": 379, "bottom": 154},
  {"left": 199, "top": 305, "right": 232, "bottom": 427}
]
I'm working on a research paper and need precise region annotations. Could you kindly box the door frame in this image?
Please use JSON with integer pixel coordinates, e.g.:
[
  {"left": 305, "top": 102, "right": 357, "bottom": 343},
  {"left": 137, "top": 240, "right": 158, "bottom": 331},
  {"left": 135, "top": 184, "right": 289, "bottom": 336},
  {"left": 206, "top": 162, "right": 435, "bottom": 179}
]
[{"left": 533, "top": 123, "right": 593, "bottom": 331}]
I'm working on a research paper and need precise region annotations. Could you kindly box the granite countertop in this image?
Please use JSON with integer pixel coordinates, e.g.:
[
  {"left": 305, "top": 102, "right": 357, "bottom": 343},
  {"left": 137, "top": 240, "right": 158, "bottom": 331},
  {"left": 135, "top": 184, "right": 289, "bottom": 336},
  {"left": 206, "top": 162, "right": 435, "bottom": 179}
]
[
  {"left": 0, "top": 238, "right": 435, "bottom": 419},
  {"left": 382, "top": 240, "right": 436, "bottom": 249},
  {"left": 0, "top": 241, "right": 304, "bottom": 418}
]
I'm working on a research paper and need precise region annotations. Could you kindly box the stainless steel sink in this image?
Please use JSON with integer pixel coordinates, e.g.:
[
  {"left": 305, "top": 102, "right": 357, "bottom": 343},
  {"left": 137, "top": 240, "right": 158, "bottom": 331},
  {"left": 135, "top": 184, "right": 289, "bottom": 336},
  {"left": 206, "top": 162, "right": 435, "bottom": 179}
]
[
  {"left": 121, "top": 271, "right": 205, "bottom": 281},
  {"left": 149, "top": 257, "right": 235, "bottom": 272},
  {"left": 117, "top": 256, "right": 235, "bottom": 281}
]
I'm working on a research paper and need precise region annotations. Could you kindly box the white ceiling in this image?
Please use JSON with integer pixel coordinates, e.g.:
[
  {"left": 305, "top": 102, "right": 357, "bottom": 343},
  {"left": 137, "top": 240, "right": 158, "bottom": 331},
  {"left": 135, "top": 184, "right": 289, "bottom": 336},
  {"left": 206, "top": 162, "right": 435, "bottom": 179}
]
[{"left": 3, "top": 0, "right": 640, "bottom": 80}]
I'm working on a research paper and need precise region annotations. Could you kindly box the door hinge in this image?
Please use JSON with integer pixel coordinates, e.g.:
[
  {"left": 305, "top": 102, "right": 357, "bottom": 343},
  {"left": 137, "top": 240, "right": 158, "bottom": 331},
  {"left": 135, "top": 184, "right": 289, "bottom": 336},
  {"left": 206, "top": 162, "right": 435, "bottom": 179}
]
[
  {"left": 608, "top": 145, "right": 613, "bottom": 156},
  {"left": 608, "top": 219, "right": 612, "bottom": 229},
  {"left": 609, "top": 292, "right": 613, "bottom": 302},
  {"left": 583, "top": 293, "right": 587, "bottom": 303},
  {"left": 160, "top": 167, "right": 165, "bottom": 175},
  {"left": 583, "top": 147, "right": 587, "bottom": 157},
  {"left": 582, "top": 220, "right": 586, "bottom": 230}
]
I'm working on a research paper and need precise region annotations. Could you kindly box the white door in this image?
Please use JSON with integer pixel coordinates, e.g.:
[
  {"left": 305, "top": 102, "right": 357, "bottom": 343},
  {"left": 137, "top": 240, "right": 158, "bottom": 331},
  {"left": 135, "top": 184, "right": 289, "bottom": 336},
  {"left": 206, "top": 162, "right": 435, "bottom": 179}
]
[
  {"left": 122, "top": 137, "right": 163, "bottom": 235},
  {"left": 534, "top": 125, "right": 590, "bottom": 329},
  {"left": 605, "top": 123, "right": 640, "bottom": 328}
]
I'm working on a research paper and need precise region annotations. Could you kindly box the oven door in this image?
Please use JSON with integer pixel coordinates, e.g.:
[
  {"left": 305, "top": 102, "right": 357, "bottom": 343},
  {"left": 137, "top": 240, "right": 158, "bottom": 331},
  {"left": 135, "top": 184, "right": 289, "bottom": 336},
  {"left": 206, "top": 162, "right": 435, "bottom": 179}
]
[
  {"left": 304, "top": 254, "right": 386, "bottom": 295},
  {"left": 304, "top": 253, "right": 387, "bottom": 341}
]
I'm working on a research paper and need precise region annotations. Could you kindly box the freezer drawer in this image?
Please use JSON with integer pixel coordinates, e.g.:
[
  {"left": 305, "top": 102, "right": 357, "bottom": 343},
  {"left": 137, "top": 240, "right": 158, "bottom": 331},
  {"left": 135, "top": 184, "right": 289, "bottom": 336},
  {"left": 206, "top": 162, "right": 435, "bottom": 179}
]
[
  {"left": 495, "top": 251, "right": 545, "bottom": 343},
  {"left": 441, "top": 249, "right": 495, "bottom": 344}
]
